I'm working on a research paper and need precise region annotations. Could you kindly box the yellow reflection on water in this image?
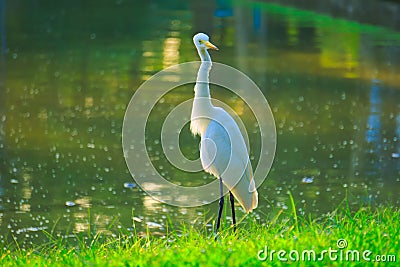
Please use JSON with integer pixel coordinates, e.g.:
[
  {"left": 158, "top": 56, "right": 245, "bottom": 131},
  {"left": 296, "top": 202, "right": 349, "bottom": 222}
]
[
  {"left": 20, "top": 204, "right": 31, "bottom": 212},
  {"left": 93, "top": 214, "right": 113, "bottom": 235},
  {"left": 75, "top": 196, "right": 92, "bottom": 208},
  {"left": 143, "top": 195, "right": 162, "bottom": 212},
  {"left": 317, "top": 27, "right": 360, "bottom": 78},
  {"left": 22, "top": 172, "right": 32, "bottom": 200},
  {"left": 18, "top": 171, "right": 33, "bottom": 212},
  {"left": 73, "top": 212, "right": 89, "bottom": 233},
  {"left": 143, "top": 51, "right": 155, "bottom": 57},
  {"left": 84, "top": 96, "right": 94, "bottom": 108},
  {"left": 141, "top": 40, "right": 161, "bottom": 81},
  {"left": 72, "top": 197, "right": 92, "bottom": 233},
  {"left": 287, "top": 18, "right": 299, "bottom": 46},
  {"left": 163, "top": 37, "right": 181, "bottom": 69}
]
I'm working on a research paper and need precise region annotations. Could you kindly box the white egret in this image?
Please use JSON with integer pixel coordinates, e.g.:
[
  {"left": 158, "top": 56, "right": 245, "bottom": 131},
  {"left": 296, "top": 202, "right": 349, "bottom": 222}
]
[{"left": 190, "top": 33, "right": 258, "bottom": 231}]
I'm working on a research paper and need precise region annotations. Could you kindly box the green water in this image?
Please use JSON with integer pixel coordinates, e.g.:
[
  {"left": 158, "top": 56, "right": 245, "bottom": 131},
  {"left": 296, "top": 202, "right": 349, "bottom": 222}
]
[{"left": 1, "top": 0, "right": 400, "bottom": 247}]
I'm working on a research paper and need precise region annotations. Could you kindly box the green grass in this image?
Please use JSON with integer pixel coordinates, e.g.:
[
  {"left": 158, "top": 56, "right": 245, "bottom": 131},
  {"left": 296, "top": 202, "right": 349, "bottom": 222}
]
[{"left": 1, "top": 203, "right": 399, "bottom": 266}]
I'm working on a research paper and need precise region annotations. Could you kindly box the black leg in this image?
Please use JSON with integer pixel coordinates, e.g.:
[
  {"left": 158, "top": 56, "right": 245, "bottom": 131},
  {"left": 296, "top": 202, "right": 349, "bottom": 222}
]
[
  {"left": 229, "top": 191, "right": 236, "bottom": 232},
  {"left": 216, "top": 178, "right": 224, "bottom": 232}
]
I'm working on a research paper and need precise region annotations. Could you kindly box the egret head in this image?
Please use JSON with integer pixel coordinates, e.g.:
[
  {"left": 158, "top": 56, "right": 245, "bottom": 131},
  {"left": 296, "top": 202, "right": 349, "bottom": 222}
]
[{"left": 193, "top": 33, "right": 219, "bottom": 51}]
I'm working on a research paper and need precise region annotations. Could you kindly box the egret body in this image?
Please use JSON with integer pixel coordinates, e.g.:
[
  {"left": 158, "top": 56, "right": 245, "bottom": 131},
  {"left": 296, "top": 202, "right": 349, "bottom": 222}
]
[{"left": 190, "top": 33, "right": 258, "bottom": 231}]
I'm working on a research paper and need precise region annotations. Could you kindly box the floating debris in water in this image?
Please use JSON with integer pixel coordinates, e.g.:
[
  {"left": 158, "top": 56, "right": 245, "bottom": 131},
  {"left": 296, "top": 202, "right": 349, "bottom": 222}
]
[
  {"left": 301, "top": 177, "right": 314, "bottom": 184},
  {"left": 26, "top": 226, "right": 48, "bottom": 232},
  {"left": 392, "top": 153, "right": 400, "bottom": 159},
  {"left": 10, "top": 179, "right": 19, "bottom": 184},
  {"left": 87, "top": 143, "right": 95, "bottom": 149},
  {"left": 65, "top": 201, "right": 76, "bottom": 207},
  {"left": 123, "top": 182, "right": 136, "bottom": 189},
  {"left": 133, "top": 217, "right": 142, "bottom": 223},
  {"left": 276, "top": 202, "right": 288, "bottom": 210},
  {"left": 146, "top": 221, "right": 163, "bottom": 229},
  {"left": 16, "top": 226, "right": 48, "bottom": 234}
]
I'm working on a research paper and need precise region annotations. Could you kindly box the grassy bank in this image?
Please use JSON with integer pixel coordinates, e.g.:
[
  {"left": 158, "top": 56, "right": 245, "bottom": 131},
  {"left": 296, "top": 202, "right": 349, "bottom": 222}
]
[{"left": 1, "top": 204, "right": 399, "bottom": 266}]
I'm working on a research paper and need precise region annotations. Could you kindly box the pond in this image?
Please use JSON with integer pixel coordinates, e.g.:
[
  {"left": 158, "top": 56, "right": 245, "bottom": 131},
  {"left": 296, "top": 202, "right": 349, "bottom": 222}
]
[{"left": 1, "top": 0, "right": 400, "bottom": 247}]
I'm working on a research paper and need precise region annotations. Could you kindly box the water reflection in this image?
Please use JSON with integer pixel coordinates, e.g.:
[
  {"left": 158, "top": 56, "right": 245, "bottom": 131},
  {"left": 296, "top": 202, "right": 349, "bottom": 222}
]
[
  {"left": 396, "top": 115, "right": 400, "bottom": 173},
  {"left": 162, "top": 36, "right": 181, "bottom": 69},
  {"left": 0, "top": 0, "right": 399, "bottom": 247},
  {"left": 318, "top": 25, "right": 360, "bottom": 78},
  {"left": 397, "top": 114, "right": 400, "bottom": 155},
  {"left": 19, "top": 171, "right": 32, "bottom": 212},
  {"left": 348, "top": 78, "right": 400, "bottom": 204},
  {"left": 72, "top": 196, "right": 91, "bottom": 234},
  {"left": 366, "top": 80, "right": 382, "bottom": 153},
  {"left": 0, "top": 0, "right": 6, "bottom": 221}
]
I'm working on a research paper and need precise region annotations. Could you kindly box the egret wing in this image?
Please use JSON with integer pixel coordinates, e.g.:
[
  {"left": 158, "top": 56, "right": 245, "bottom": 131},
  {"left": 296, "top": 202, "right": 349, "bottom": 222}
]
[{"left": 201, "top": 119, "right": 258, "bottom": 212}]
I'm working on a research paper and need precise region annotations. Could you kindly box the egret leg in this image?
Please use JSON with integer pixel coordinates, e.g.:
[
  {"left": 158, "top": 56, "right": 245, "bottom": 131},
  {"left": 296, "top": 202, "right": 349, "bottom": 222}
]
[
  {"left": 229, "top": 191, "right": 236, "bottom": 232},
  {"left": 216, "top": 178, "right": 224, "bottom": 232}
]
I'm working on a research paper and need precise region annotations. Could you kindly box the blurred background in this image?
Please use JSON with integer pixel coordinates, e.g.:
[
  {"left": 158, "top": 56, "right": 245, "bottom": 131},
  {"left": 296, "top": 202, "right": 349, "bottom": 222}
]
[{"left": 0, "top": 0, "right": 400, "bottom": 247}]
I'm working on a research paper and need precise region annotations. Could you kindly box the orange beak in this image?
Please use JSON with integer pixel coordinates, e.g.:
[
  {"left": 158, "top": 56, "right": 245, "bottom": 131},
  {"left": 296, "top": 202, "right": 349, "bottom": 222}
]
[{"left": 205, "top": 41, "right": 219, "bottom": 50}]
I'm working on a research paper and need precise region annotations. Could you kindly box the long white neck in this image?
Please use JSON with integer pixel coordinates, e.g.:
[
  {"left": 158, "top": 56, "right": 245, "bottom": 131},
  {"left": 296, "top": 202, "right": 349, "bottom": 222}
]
[
  {"left": 198, "top": 48, "right": 211, "bottom": 62},
  {"left": 194, "top": 48, "right": 212, "bottom": 99},
  {"left": 190, "top": 47, "right": 214, "bottom": 136}
]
